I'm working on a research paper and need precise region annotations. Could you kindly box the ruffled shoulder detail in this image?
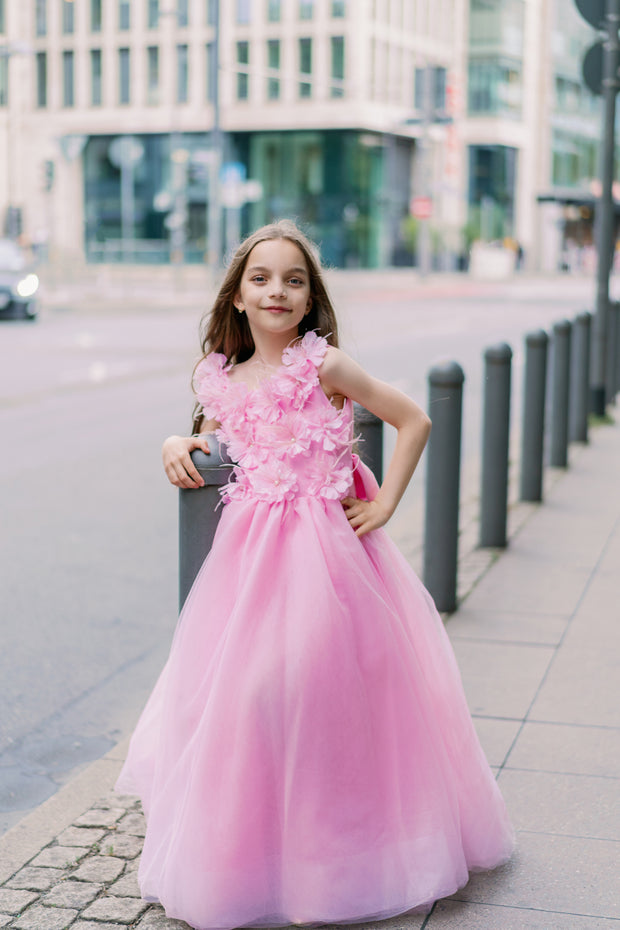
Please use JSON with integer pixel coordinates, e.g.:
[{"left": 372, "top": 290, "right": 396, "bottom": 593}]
[
  {"left": 282, "top": 331, "right": 329, "bottom": 370},
  {"left": 193, "top": 352, "right": 230, "bottom": 420}
]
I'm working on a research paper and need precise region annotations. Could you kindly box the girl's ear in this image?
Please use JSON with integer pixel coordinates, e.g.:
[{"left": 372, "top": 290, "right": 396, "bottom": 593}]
[
  {"left": 233, "top": 292, "right": 244, "bottom": 312},
  {"left": 305, "top": 296, "right": 313, "bottom": 315}
]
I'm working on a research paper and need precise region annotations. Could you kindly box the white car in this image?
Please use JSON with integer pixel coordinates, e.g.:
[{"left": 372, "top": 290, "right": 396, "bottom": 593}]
[{"left": 0, "top": 239, "right": 39, "bottom": 321}]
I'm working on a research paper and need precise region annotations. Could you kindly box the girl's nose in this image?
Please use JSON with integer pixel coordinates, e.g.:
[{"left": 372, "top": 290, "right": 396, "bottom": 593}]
[{"left": 270, "top": 280, "right": 287, "bottom": 297}]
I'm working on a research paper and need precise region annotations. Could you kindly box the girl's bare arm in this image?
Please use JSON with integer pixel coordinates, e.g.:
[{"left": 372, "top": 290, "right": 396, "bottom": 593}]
[
  {"left": 319, "top": 347, "right": 432, "bottom": 537},
  {"left": 162, "top": 418, "right": 219, "bottom": 489}
]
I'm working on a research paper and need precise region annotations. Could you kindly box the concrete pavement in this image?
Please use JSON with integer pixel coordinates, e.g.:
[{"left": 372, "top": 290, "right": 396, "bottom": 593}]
[{"left": 0, "top": 414, "right": 618, "bottom": 928}]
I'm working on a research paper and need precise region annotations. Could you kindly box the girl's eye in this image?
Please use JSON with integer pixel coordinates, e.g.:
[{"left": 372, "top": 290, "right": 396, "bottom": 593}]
[
  {"left": 289, "top": 277, "right": 304, "bottom": 286},
  {"left": 252, "top": 275, "right": 266, "bottom": 283}
]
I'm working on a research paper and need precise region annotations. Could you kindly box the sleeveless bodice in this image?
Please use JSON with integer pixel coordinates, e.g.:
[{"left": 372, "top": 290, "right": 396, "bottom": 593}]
[{"left": 193, "top": 332, "right": 355, "bottom": 504}]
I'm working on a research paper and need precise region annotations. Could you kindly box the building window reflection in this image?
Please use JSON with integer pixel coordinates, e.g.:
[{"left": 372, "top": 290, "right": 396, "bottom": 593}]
[
  {"left": 36, "top": 52, "right": 47, "bottom": 107},
  {"left": 91, "top": 49, "right": 102, "bottom": 105}
]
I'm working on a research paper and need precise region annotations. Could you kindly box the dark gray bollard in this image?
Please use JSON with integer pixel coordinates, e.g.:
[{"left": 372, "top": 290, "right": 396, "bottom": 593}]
[
  {"left": 615, "top": 301, "right": 620, "bottom": 396},
  {"left": 480, "top": 343, "right": 512, "bottom": 548},
  {"left": 178, "top": 442, "right": 233, "bottom": 611},
  {"left": 607, "top": 301, "right": 620, "bottom": 403},
  {"left": 353, "top": 403, "right": 383, "bottom": 484},
  {"left": 424, "top": 361, "right": 465, "bottom": 614},
  {"left": 520, "top": 330, "right": 548, "bottom": 502},
  {"left": 570, "top": 312, "right": 591, "bottom": 443},
  {"left": 550, "top": 319, "right": 572, "bottom": 468}
]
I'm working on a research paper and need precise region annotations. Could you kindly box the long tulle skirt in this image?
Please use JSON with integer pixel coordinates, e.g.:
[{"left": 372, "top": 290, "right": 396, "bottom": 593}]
[{"left": 116, "top": 491, "right": 513, "bottom": 929}]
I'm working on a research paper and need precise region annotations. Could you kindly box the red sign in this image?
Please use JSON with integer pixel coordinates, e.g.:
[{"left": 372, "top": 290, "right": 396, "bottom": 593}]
[{"left": 410, "top": 196, "right": 433, "bottom": 220}]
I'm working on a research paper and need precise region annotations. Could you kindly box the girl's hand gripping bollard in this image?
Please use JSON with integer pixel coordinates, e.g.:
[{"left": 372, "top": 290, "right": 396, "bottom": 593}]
[{"left": 178, "top": 440, "right": 233, "bottom": 611}]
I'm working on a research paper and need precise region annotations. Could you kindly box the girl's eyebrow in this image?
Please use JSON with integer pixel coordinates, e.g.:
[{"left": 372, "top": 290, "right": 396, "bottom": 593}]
[{"left": 246, "top": 264, "right": 307, "bottom": 276}]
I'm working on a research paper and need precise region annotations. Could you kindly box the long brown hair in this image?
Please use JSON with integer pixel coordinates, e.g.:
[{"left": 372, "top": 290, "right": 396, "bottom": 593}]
[{"left": 192, "top": 220, "right": 339, "bottom": 431}]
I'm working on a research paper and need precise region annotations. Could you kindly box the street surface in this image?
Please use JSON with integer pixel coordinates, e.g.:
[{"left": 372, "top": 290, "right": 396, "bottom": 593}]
[{"left": 0, "top": 267, "right": 612, "bottom": 835}]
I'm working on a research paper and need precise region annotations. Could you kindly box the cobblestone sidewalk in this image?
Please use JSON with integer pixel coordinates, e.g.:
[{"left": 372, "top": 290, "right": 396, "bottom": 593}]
[{"left": 0, "top": 797, "right": 188, "bottom": 930}]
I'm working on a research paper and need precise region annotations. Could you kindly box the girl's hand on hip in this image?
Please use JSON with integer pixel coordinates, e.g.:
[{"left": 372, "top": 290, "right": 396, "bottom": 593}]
[
  {"left": 162, "top": 434, "right": 211, "bottom": 488},
  {"left": 341, "top": 497, "right": 390, "bottom": 538}
]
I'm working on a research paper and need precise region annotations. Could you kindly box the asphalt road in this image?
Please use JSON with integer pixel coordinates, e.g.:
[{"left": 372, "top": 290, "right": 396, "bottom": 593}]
[{"left": 0, "top": 269, "right": 608, "bottom": 834}]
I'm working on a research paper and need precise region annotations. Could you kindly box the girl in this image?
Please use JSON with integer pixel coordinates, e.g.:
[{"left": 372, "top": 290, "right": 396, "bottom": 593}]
[{"left": 117, "top": 220, "right": 513, "bottom": 929}]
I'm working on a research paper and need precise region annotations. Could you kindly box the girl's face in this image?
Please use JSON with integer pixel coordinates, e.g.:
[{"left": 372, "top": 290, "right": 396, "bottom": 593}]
[{"left": 234, "top": 239, "right": 312, "bottom": 344}]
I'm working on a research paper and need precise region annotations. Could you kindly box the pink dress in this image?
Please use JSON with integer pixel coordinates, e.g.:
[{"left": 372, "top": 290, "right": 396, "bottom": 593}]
[{"left": 116, "top": 331, "right": 513, "bottom": 930}]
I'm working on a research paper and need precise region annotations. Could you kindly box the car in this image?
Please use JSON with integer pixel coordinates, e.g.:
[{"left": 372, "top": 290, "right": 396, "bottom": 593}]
[{"left": 0, "top": 239, "right": 39, "bottom": 321}]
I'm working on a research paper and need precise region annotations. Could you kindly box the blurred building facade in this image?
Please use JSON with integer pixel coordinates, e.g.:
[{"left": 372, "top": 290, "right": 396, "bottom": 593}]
[{"left": 0, "top": 0, "right": 606, "bottom": 270}]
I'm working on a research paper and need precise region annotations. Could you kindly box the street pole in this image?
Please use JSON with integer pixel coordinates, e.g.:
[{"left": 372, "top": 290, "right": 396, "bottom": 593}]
[
  {"left": 207, "top": 0, "right": 222, "bottom": 276},
  {"left": 417, "top": 64, "right": 432, "bottom": 278},
  {"left": 591, "top": 0, "right": 620, "bottom": 414}
]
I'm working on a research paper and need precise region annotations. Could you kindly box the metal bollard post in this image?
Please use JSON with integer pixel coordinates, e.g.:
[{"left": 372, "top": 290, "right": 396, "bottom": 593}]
[
  {"left": 607, "top": 301, "right": 620, "bottom": 403},
  {"left": 520, "top": 330, "right": 548, "bottom": 502},
  {"left": 480, "top": 343, "right": 512, "bottom": 548},
  {"left": 178, "top": 442, "right": 233, "bottom": 611},
  {"left": 353, "top": 403, "right": 383, "bottom": 484},
  {"left": 549, "top": 319, "right": 572, "bottom": 468},
  {"left": 615, "top": 301, "right": 620, "bottom": 396},
  {"left": 606, "top": 301, "right": 617, "bottom": 405},
  {"left": 423, "top": 361, "right": 465, "bottom": 614},
  {"left": 570, "top": 311, "right": 591, "bottom": 443}
]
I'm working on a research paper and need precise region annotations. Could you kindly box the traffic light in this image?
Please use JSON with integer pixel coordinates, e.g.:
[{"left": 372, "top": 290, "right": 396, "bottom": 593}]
[{"left": 43, "top": 159, "right": 55, "bottom": 192}]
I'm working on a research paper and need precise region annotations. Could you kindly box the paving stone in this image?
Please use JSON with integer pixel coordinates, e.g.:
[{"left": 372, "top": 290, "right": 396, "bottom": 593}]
[
  {"left": 72, "top": 856, "right": 125, "bottom": 884},
  {"left": 56, "top": 826, "right": 107, "bottom": 847},
  {"left": 117, "top": 812, "right": 146, "bottom": 837},
  {"left": 82, "top": 895, "right": 148, "bottom": 924},
  {"left": 135, "top": 906, "right": 193, "bottom": 929},
  {"left": 73, "top": 808, "right": 126, "bottom": 828},
  {"left": 7, "top": 867, "right": 66, "bottom": 891},
  {"left": 73, "top": 924, "right": 128, "bottom": 930},
  {"left": 94, "top": 795, "right": 137, "bottom": 811},
  {"left": 29, "top": 845, "right": 88, "bottom": 869},
  {"left": 0, "top": 916, "right": 13, "bottom": 929},
  {"left": 0, "top": 889, "right": 39, "bottom": 914},
  {"left": 108, "top": 870, "right": 141, "bottom": 897},
  {"left": 428, "top": 900, "right": 618, "bottom": 928},
  {"left": 43, "top": 880, "right": 102, "bottom": 908},
  {"left": 11, "top": 904, "right": 78, "bottom": 929},
  {"left": 104, "top": 834, "right": 143, "bottom": 859}
]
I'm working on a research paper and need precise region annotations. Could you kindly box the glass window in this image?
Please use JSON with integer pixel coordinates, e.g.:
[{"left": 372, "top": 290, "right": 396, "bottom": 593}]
[
  {"left": 237, "top": 0, "right": 250, "bottom": 24},
  {"left": 91, "top": 49, "right": 102, "bottom": 105},
  {"left": 207, "top": 0, "right": 217, "bottom": 25},
  {"left": 206, "top": 41, "right": 216, "bottom": 102},
  {"left": 177, "top": 44, "right": 189, "bottom": 102},
  {"left": 147, "top": 46, "right": 159, "bottom": 104},
  {"left": 267, "top": 38, "right": 280, "bottom": 100},
  {"left": 236, "top": 40, "right": 249, "bottom": 99},
  {"left": 119, "top": 0, "right": 131, "bottom": 29},
  {"left": 299, "top": 37, "right": 312, "bottom": 98},
  {"left": 0, "top": 0, "right": 4, "bottom": 33},
  {"left": 331, "top": 0, "right": 345, "bottom": 15},
  {"left": 330, "top": 36, "right": 344, "bottom": 97},
  {"left": 148, "top": 0, "right": 159, "bottom": 28},
  {"left": 0, "top": 56, "right": 7, "bottom": 106},
  {"left": 91, "top": 0, "right": 102, "bottom": 31},
  {"left": 177, "top": 0, "right": 189, "bottom": 26},
  {"left": 62, "top": 0, "right": 74, "bottom": 34},
  {"left": 36, "top": 51, "right": 47, "bottom": 107},
  {"left": 35, "top": 0, "right": 47, "bottom": 37},
  {"left": 119, "top": 47, "right": 131, "bottom": 104},
  {"left": 299, "top": 0, "right": 313, "bottom": 19},
  {"left": 468, "top": 58, "right": 522, "bottom": 118},
  {"left": 267, "top": 0, "right": 281, "bottom": 21},
  {"left": 63, "top": 50, "right": 74, "bottom": 106}
]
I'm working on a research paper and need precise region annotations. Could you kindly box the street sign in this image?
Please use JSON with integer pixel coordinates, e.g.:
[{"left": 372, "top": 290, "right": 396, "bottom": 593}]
[
  {"left": 583, "top": 40, "right": 604, "bottom": 94},
  {"left": 575, "top": 0, "right": 605, "bottom": 28},
  {"left": 108, "top": 136, "right": 144, "bottom": 168},
  {"left": 582, "top": 39, "right": 620, "bottom": 94},
  {"left": 410, "top": 196, "right": 433, "bottom": 220}
]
